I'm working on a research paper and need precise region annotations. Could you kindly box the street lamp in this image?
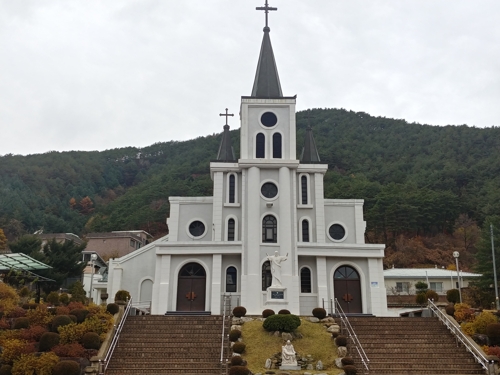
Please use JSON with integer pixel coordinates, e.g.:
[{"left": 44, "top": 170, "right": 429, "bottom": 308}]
[
  {"left": 89, "top": 253, "right": 98, "bottom": 303},
  {"left": 453, "top": 251, "right": 462, "bottom": 303},
  {"left": 491, "top": 224, "right": 499, "bottom": 310}
]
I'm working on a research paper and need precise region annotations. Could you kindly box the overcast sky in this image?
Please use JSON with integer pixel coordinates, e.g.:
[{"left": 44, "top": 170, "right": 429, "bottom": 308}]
[{"left": 1, "top": 1, "right": 499, "bottom": 156}]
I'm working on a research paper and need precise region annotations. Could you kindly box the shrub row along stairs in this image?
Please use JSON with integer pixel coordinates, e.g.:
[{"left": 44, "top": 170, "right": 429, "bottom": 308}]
[
  {"left": 105, "top": 315, "right": 226, "bottom": 375},
  {"left": 346, "top": 316, "right": 484, "bottom": 375}
]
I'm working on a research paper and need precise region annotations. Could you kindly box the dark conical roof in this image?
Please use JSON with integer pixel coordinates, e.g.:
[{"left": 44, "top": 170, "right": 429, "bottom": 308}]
[
  {"left": 300, "top": 126, "right": 321, "bottom": 163},
  {"left": 216, "top": 125, "right": 236, "bottom": 162},
  {"left": 251, "top": 27, "right": 283, "bottom": 98}
]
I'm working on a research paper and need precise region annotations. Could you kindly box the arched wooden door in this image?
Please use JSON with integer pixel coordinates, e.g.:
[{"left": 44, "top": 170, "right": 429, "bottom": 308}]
[
  {"left": 176, "top": 263, "right": 206, "bottom": 311},
  {"left": 334, "top": 265, "right": 362, "bottom": 313}
]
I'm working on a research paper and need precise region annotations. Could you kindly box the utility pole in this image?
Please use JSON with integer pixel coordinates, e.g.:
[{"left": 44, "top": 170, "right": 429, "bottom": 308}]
[{"left": 491, "top": 224, "right": 499, "bottom": 310}]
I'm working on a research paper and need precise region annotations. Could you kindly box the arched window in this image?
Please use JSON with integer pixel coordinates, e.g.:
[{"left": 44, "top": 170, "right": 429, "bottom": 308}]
[
  {"left": 226, "top": 266, "right": 237, "bottom": 292},
  {"left": 256, "top": 133, "right": 265, "bottom": 158},
  {"left": 262, "top": 261, "right": 272, "bottom": 291},
  {"left": 301, "top": 175, "right": 308, "bottom": 204},
  {"left": 300, "top": 267, "right": 312, "bottom": 293},
  {"left": 229, "top": 174, "right": 235, "bottom": 203},
  {"left": 302, "top": 219, "right": 310, "bottom": 242},
  {"left": 272, "top": 133, "right": 282, "bottom": 158},
  {"left": 227, "top": 218, "right": 235, "bottom": 241},
  {"left": 262, "top": 215, "right": 277, "bottom": 243}
]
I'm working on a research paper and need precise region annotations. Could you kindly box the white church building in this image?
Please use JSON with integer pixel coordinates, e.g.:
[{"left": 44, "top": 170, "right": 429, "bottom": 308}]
[{"left": 107, "top": 4, "right": 387, "bottom": 316}]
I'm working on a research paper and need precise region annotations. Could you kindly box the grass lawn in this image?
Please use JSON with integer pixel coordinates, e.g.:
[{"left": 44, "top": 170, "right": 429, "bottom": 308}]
[{"left": 240, "top": 318, "right": 344, "bottom": 374}]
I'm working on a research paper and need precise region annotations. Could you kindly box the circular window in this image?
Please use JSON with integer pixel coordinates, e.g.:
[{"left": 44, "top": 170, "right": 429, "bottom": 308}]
[
  {"left": 328, "top": 224, "right": 346, "bottom": 241},
  {"left": 261, "top": 182, "right": 278, "bottom": 199},
  {"left": 188, "top": 220, "right": 206, "bottom": 237},
  {"left": 261, "top": 112, "right": 278, "bottom": 127}
]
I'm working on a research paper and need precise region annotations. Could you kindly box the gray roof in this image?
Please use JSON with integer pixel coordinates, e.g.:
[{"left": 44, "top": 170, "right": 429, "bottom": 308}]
[
  {"left": 300, "top": 126, "right": 321, "bottom": 163},
  {"left": 384, "top": 267, "right": 481, "bottom": 278},
  {"left": 216, "top": 125, "right": 236, "bottom": 162},
  {"left": 251, "top": 27, "right": 283, "bottom": 98}
]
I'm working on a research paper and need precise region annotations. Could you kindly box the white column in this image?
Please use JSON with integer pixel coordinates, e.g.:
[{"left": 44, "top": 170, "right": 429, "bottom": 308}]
[
  {"left": 316, "top": 256, "right": 328, "bottom": 308},
  {"left": 153, "top": 255, "right": 171, "bottom": 314},
  {"left": 314, "top": 173, "right": 326, "bottom": 242},
  {"left": 211, "top": 254, "right": 222, "bottom": 314},
  {"left": 354, "top": 201, "right": 367, "bottom": 244},
  {"left": 109, "top": 264, "right": 122, "bottom": 304},
  {"left": 212, "top": 172, "right": 224, "bottom": 241},
  {"left": 167, "top": 201, "right": 180, "bottom": 241},
  {"left": 367, "top": 257, "right": 387, "bottom": 316}
]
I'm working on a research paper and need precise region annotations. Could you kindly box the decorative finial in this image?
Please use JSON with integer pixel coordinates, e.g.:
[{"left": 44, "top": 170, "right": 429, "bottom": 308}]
[
  {"left": 256, "top": 0, "right": 277, "bottom": 30},
  {"left": 219, "top": 108, "right": 234, "bottom": 126}
]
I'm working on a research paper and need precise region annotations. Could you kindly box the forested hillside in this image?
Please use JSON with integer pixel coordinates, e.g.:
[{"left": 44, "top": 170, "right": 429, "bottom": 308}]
[{"left": 2, "top": 108, "right": 500, "bottom": 270}]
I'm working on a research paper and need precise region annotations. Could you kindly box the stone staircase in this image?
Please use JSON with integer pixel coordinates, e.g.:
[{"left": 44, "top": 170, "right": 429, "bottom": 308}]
[
  {"left": 346, "top": 316, "right": 485, "bottom": 375},
  {"left": 105, "top": 315, "right": 227, "bottom": 375}
]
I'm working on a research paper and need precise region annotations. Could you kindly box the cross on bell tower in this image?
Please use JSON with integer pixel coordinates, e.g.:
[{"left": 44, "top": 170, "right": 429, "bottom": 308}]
[{"left": 256, "top": 0, "right": 277, "bottom": 29}]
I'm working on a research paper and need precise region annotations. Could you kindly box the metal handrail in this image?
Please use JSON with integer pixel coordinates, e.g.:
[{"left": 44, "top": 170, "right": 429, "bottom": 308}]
[
  {"left": 220, "top": 295, "right": 231, "bottom": 375},
  {"left": 99, "top": 298, "right": 133, "bottom": 374},
  {"left": 334, "top": 298, "right": 370, "bottom": 374},
  {"left": 427, "top": 299, "right": 496, "bottom": 375}
]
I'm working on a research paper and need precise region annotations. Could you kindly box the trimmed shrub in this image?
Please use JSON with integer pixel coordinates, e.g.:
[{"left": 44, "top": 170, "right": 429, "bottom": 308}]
[
  {"left": 425, "top": 290, "right": 439, "bottom": 302},
  {"left": 230, "top": 356, "right": 244, "bottom": 366},
  {"left": 312, "top": 307, "right": 327, "bottom": 319},
  {"left": 487, "top": 323, "right": 500, "bottom": 346},
  {"left": 26, "top": 305, "right": 53, "bottom": 327},
  {"left": 52, "top": 315, "right": 73, "bottom": 332},
  {"left": 18, "top": 325, "right": 47, "bottom": 342},
  {"left": 278, "top": 309, "right": 290, "bottom": 314},
  {"left": 6, "top": 307, "right": 26, "bottom": 319},
  {"left": 0, "top": 365, "right": 12, "bottom": 375},
  {"left": 232, "top": 306, "right": 247, "bottom": 318},
  {"left": 262, "top": 309, "right": 275, "bottom": 318},
  {"left": 59, "top": 293, "right": 69, "bottom": 305},
  {"left": 445, "top": 304, "right": 455, "bottom": 316},
  {"left": 22, "top": 303, "right": 38, "bottom": 310},
  {"left": 52, "top": 360, "right": 80, "bottom": 375},
  {"left": 485, "top": 345, "right": 500, "bottom": 357},
  {"left": 81, "top": 332, "right": 101, "bottom": 349},
  {"left": 45, "top": 291, "right": 60, "bottom": 306},
  {"left": 343, "top": 364, "right": 357, "bottom": 375},
  {"left": 69, "top": 308, "right": 89, "bottom": 323},
  {"left": 0, "top": 339, "right": 36, "bottom": 363},
  {"left": 461, "top": 322, "right": 475, "bottom": 336},
  {"left": 472, "top": 311, "right": 497, "bottom": 335},
  {"left": 341, "top": 357, "right": 355, "bottom": 366},
  {"left": 454, "top": 303, "right": 474, "bottom": 323},
  {"left": 415, "top": 281, "right": 428, "bottom": 294},
  {"left": 232, "top": 342, "right": 246, "bottom": 354},
  {"left": 229, "top": 329, "right": 242, "bottom": 342},
  {"left": 415, "top": 293, "right": 427, "bottom": 304},
  {"left": 55, "top": 306, "right": 70, "bottom": 315},
  {"left": 67, "top": 301, "right": 85, "bottom": 311},
  {"left": 331, "top": 331, "right": 340, "bottom": 338},
  {"left": 114, "top": 290, "right": 131, "bottom": 302},
  {"left": 106, "top": 303, "right": 119, "bottom": 315},
  {"left": 39, "top": 332, "right": 60, "bottom": 351},
  {"left": 69, "top": 315, "right": 78, "bottom": 323},
  {"left": 447, "top": 289, "right": 460, "bottom": 304},
  {"left": 52, "top": 343, "right": 86, "bottom": 357},
  {"left": 229, "top": 366, "right": 250, "bottom": 375},
  {"left": 335, "top": 335, "right": 348, "bottom": 347},
  {"left": 11, "top": 352, "right": 59, "bottom": 375},
  {"left": 263, "top": 314, "right": 301, "bottom": 333},
  {"left": 13, "top": 317, "right": 30, "bottom": 330}
]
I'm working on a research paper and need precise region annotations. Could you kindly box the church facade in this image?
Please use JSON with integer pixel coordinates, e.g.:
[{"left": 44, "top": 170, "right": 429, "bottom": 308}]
[{"left": 107, "top": 6, "right": 387, "bottom": 316}]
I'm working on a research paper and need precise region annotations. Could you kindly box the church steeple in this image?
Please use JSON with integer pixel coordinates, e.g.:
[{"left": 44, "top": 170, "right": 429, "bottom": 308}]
[
  {"left": 216, "top": 109, "right": 236, "bottom": 162},
  {"left": 251, "top": 1, "right": 283, "bottom": 98},
  {"left": 300, "top": 126, "right": 321, "bottom": 163}
]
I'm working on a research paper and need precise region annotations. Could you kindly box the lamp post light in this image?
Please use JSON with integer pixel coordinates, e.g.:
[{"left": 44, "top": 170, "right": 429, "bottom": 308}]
[
  {"left": 89, "top": 253, "right": 97, "bottom": 303},
  {"left": 491, "top": 224, "right": 499, "bottom": 310},
  {"left": 453, "top": 251, "right": 462, "bottom": 303}
]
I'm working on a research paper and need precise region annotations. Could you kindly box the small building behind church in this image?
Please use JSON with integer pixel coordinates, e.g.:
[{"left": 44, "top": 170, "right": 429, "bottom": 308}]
[{"left": 107, "top": 9, "right": 388, "bottom": 316}]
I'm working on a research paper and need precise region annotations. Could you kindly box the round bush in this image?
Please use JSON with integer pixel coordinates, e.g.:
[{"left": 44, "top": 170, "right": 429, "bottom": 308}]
[
  {"left": 51, "top": 315, "right": 73, "bottom": 332},
  {"left": 114, "top": 289, "right": 131, "bottom": 302},
  {"left": 229, "top": 366, "right": 250, "bottom": 375},
  {"left": 232, "top": 342, "right": 246, "bottom": 354},
  {"left": 59, "top": 293, "right": 69, "bottom": 305},
  {"left": 230, "top": 356, "right": 244, "bottom": 366},
  {"left": 69, "top": 314, "right": 78, "bottom": 323},
  {"left": 278, "top": 309, "right": 290, "bottom": 315},
  {"left": 69, "top": 308, "right": 89, "bottom": 323},
  {"left": 341, "top": 357, "right": 355, "bottom": 366},
  {"left": 262, "top": 314, "right": 301, "bottom": 333},
  {"left": 0, "top": 365, "right": 12, "bottom": 375},
  {"left": 81, "top": 332, "right": 101, "bottom": 350},
  {"left": 312, "top": 307, "right": 327, "bottom": 319},
  {"left": 335, "top": 335, "right": 348, "bottom": 347},
  {"left": 415, "top": 293, "right": 427, "bottom": 304},
  {"left": 447, "top": 289, "right": 460, "bottom": 304},
  {"left": 39, "top": 332, "right": 60, "bottom": 351},
  {"left": 232, "top": 306, "right": 247, "bottom": 318},
  {"left": 229, "top": 329, "right": 242, "bottom": 342},
  {"left": 13, "top": 317, "right": 30, "bottom": 329},
  {"left": 425, "top": 290, "right": 439, "bottom": 302},
  {"left": 331, "top": 331, "right": 340, "bottom": 338},
  {"left": 52, "top": 360, "right": 80, "bottom": 375},
  {"left": 262, "top": 309, "right": 275, "bottom": 318},
  {"left": 46, "top": 291, "right": 60, "bottom": 305},
  {"left": 106, "top": 303, "right": 120, "bottom": 315},
  {"left": 343, "top": 365, "right": 357, "bottom": 375},
  {"left": 445, "top": 304, "right": 455, "bottom": 316},
  {"left": 487, "top": 323, "right": 500, "bottom": 346}
]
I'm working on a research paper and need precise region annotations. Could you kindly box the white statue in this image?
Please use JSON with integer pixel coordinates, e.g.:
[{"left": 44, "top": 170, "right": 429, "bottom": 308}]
[
  {"left": 281, "top": 340, "right": 297, "bottom": 366},
  {"left": 266, "top": 251, "right": 288, "bottom": 287}
]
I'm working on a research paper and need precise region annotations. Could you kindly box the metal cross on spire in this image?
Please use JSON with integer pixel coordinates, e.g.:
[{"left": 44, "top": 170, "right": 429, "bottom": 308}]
[
  {"left": 219, "top": 108, "right": 234, "bottom": 125},
  {"left": 256, "top": 0, "right": 277, "bottom": 29}
]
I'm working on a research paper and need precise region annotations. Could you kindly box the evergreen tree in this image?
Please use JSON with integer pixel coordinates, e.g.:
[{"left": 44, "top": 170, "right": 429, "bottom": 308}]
[
  {"left": 8, "top": 235, "right": 42, "bottom": 256},
  {"left": 474, "top": 216, "right": 500, "bottom": 292},
  {"left": 0, "top": 229, "right": 7, "bottom": 251}
]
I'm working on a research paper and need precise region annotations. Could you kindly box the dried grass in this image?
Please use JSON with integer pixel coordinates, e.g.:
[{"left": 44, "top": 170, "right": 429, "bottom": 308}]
[{"left": 240, "top": 318, "right": 343, "bottom": 374}]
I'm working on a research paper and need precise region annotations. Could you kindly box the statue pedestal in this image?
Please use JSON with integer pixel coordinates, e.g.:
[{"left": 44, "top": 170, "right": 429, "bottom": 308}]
[
  {"left": 280, "top": 365, "right": 301, "bottom": 371},
  {"left": 265, "top": 286, "right": 287, "bottom": 304}
]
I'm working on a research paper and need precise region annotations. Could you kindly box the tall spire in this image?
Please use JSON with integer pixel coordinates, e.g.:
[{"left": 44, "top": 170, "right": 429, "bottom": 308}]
[
  {"left": 216, "top": 109, "right": 236, "bottom": 162},
  {"left": 300, "top": 126, "right": 321, "bottom": 163},
  {"left": 251, "top": 1, "right": 283, "bottom": 98}
]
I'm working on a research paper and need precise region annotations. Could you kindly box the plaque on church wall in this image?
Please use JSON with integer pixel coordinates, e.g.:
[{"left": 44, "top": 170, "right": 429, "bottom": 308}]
[{"left": 271, "top": 291, "right": 284, "bottom": 299}]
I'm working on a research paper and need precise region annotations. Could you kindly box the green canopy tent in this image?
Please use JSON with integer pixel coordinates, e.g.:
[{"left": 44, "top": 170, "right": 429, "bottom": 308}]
[{"left": 0, "top": 253, "right": 54, "bottom": 303}]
